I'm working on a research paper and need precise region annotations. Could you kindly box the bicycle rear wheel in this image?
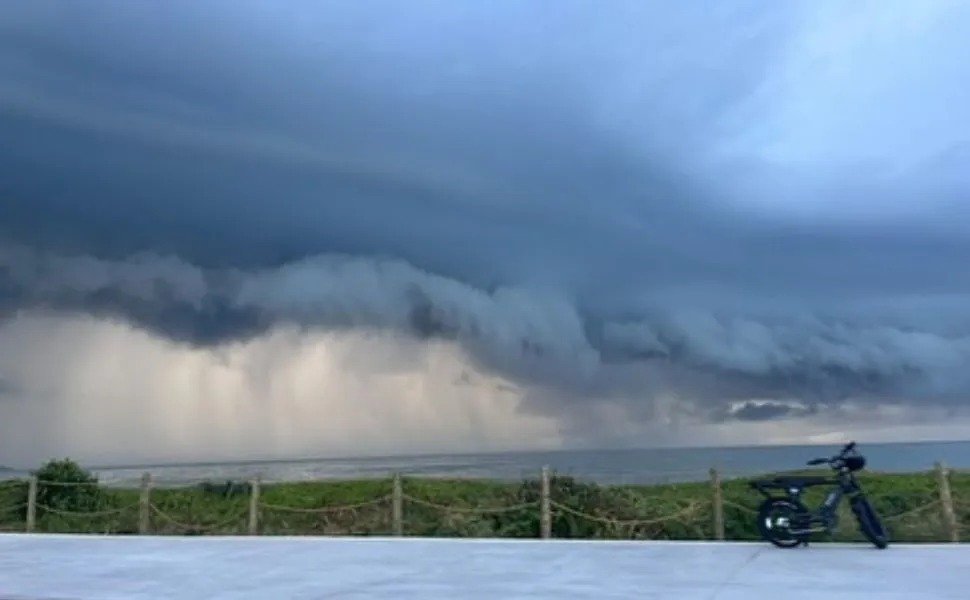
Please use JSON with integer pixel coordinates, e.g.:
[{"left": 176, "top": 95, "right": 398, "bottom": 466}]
[{"left": 756, "top": 499, "right": 810, "bottom": 548}]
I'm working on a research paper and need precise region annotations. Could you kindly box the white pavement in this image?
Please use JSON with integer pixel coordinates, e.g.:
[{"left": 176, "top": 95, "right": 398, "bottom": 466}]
[{"left": 0, "top": 535, "right": 966, "bottom": 599}]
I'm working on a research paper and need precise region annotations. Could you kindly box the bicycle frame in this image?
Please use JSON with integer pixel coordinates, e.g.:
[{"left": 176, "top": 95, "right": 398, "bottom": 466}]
[{"left": 752, "top": 470, "right": 865, "bottom": 535}]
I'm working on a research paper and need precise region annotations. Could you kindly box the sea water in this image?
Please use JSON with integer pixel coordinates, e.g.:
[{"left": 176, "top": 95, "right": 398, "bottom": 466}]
[{"left": 34, "top": 439, "right": 969, "bottom": 487}]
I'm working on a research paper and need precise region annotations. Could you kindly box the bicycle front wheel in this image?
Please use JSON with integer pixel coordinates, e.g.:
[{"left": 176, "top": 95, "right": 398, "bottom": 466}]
[{"left": 851, "top": 496, "right": 889, "bottom": 549}]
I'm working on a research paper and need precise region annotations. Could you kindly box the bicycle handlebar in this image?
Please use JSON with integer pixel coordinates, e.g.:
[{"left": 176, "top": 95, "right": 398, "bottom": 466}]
[{"left": 805, "top": 441, "right": 858, "bottom": 467}]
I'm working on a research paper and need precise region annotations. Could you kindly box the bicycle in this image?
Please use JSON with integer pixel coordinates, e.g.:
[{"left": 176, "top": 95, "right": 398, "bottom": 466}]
[{"left": 749, "top": 441, "right": 889, "bottom": 549}]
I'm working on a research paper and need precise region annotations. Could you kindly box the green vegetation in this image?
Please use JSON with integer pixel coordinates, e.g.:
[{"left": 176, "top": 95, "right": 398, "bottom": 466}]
[
  {"left": 33, "top": 459, "right": 103, "bottom": 513},
  {"left": 1, "top": 460, "right": 968, "bottom": 542}
]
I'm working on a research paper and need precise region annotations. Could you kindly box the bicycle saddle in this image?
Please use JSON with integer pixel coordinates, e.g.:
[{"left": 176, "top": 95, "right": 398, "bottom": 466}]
[{"left": 753, "top": 475, "right": 833, "bottom": 489}]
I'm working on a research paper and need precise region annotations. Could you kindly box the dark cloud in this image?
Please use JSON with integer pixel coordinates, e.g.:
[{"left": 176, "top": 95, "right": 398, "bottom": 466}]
[
  {"left": 4, "top": 243, "right": 970, "bottom": 414},
  {"left": 2, "top": 1, "right": 970, "bottom": 428},
  {"left": 716, "top": 401, "right": 819, "bottom": 423}
]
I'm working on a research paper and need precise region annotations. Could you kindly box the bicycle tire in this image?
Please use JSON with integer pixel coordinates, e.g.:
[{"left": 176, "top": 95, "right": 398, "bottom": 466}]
[
  {"left": 851, "top": 496, "right": 889, "bottom": 549},
  {"left": 756, "top": 498, "right": 811, "bottom": 548}
]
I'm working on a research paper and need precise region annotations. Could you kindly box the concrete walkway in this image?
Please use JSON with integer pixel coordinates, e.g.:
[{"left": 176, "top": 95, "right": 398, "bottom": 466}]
[{"left": 0, "top": 535, "right": 966, "bottom": 599}]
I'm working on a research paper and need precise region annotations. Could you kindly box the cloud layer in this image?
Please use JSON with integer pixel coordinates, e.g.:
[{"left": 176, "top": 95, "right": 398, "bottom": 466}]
[
  {"left": 5, "top": 244, "right": 970, "bottom": 413},
  {"left": 2, "top": 1, "right": 970, "bottom": 460}
]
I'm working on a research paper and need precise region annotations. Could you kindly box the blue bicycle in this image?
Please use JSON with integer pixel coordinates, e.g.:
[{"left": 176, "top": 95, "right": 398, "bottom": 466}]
[{"left": 750, "top": 442, "right": 889, "bottom": 549}]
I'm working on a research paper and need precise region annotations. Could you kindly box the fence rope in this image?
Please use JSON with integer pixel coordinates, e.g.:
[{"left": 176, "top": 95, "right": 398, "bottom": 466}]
[
  {"left": 259, "top": 495, "right": 391, "bottom": 514},
  {"left": 722, "top": 500, "right": 759, "bottom": 515},
  {"left": 0, "top": 502, "right": 26, "bottom": 515},
  {"left": 36, "top": 503, "right": 138, "bottom": 518},
  {"left": 951, "top": 498, "right": 970, "bottom": 510},
  {"left": 720, "top": 497, "right": 946, "bottom": 522},
  {"left": 879, "top": 499, "right": 941, "bottom": 523},
  {"left": 402, "top": 494, "right": 537, "bottom": 514},
  {"left": 35, "top": 480, "right": 101, "bottom": 488},
  {"left": 150, "top": 504, "right": 247, "bottom": 532},
  {"left": 550, "top": 500, "right": 703, "bottom": 527}
]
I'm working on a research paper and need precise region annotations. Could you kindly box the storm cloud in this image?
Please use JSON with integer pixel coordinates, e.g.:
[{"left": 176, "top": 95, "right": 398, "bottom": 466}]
[{"left": 2, "top": 0, "right": 970, "bottom": 459}]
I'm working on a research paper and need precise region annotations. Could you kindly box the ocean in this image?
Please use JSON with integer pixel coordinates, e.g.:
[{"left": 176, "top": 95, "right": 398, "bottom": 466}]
[{"left": 11, "top": 439, "right": 966, "bottom": 488}]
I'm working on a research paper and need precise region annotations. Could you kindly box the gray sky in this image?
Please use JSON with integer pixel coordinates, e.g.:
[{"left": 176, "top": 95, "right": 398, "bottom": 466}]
[{"left": 2, "top": 0, "right": 970, "bottom": 466}]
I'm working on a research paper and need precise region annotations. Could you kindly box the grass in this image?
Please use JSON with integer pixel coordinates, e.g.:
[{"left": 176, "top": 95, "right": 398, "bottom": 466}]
[{"left": 1, "top": 470, "right": 968, "bottom": 542}]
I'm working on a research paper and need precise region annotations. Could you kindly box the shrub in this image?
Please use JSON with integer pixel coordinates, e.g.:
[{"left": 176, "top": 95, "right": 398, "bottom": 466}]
[{"left": 33, "top": 458, "right": 103, "bottom": 515}]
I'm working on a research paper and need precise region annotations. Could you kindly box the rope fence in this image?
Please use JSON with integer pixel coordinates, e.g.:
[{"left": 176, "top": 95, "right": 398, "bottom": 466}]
[
  {"left": 722, "top": 499, "right": 758, "bottom": 515},
  {"left": 1, "top": 463, "right": 966, "bottom": 542},
  {"left": 402, "top": 494, "right": 537, "bottom": 515},
  {"left": 150, "top": 505, "right": 247, "bottom": 534},
  {"left": 550, "top": 500, "right": 703, "bottom": 527},
  {"left": 0, "top": 503, "right": 25, "bottom": 516},
  {"left": 35, "top": 503, "right": 137, "bottom": 519},
  {"left": 34, "top": 480, "right": 102, "bottom": 488},
  {"left": 259, "top": 496, "right": 391, "bottom": 514},
  {"left": 880, "top": 499, "right": 941, "bottom": 523}
]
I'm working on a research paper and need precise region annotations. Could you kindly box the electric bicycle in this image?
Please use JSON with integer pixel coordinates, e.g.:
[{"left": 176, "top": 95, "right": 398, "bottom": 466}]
[{"left": 749, "top": 441, "right": 889, "bottom": 549}]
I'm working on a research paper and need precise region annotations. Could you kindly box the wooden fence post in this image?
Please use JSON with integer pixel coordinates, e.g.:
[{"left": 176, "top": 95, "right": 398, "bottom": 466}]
[
  {"left": 392, "top": 473, "right": 403, "bottom": 536},
  {"left": 26, "top": 476, "right": 37, "bottom": 533},
  {"left": 248, "top": 477, "right": 261, "bottom": 535},
  {"left": 540, "top": 466, "right": 552, "bottom": 540},
  {"left": 935, "top": 462, "right": 960, "bottom": 543},
  {"left": 138, "top": 472, "right": 152, "bottom": 535},
  {"left": 710, "top": 468, "right": 725, "bottom": 541}
]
